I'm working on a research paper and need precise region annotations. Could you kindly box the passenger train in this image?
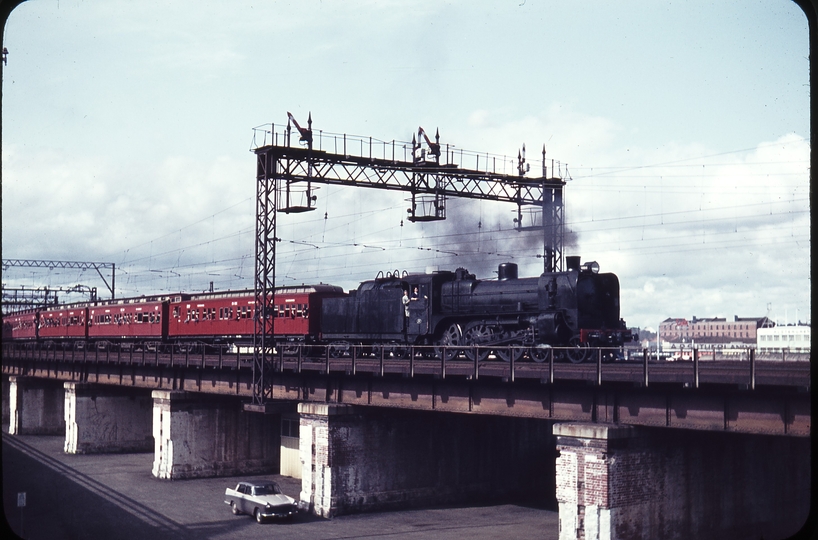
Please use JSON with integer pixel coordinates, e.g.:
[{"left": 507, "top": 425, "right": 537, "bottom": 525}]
[{"left": 2, "top": 256, "right": 633, "bottom": 363}]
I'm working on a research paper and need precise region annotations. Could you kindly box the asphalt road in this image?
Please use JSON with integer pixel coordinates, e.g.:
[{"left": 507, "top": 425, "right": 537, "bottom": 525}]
[{"left": 2, "top": 433, "right": 559, "bottom": 540}]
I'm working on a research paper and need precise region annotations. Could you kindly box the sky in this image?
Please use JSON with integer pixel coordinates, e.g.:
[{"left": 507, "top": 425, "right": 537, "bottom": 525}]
[{"left": 1, "top": 0, "right": 811, "bottom": 331}]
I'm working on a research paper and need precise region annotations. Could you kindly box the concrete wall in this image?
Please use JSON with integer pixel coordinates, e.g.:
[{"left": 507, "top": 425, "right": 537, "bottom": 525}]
[
  {"left": 554, "top": 423, "right": 810, "bottom": 540},
  {"left": 8, "top": 376, "right": 65, "bottom": 435},
  {"left": 299, "top": 403, "right": 556, "bottom": 517},
  {"left": 64, "top": 383, "right": 153, "bottom": 454},
  {"left": 152, "top": 391, "right": 280, "bottom": 479}
]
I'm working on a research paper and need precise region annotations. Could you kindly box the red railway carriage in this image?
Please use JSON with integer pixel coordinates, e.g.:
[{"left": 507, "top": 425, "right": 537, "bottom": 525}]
[
  {"left": 269, "top": 284, "right": 346, "bottom": 338},
  {"left": 38, "top": 305, "right": 88, "bottom": 340},
  {"left": 168, "top": 285, "right": 345, "bottom": 344},
  {"left": 87, "top": 296, "right": 171, "bottom": 342},
  {"left": 168, "top": 291, "right": 255, "bottom": 343},
  {"left": 3, "top": 310, "right": 38, "bottom": 340}
]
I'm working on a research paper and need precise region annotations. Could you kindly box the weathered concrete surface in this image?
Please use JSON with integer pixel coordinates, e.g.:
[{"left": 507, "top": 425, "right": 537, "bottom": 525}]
[
  {"left": 151, "top": 391, "right": 280, "bottom": 479},
  {"left": 64, "top": 382, "right": 153, "bottom": 454},
  {"left": 554, "top": 422, "right": 810, "bottom": 540},
  {"left": 298, "top": 403, "right": 556, "bottom": 518},
  {"left": 8, "top": 376, "right": 65, "bottom": 435}
]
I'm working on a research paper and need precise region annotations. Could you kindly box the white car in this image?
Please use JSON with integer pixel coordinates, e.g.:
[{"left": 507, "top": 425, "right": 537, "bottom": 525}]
[{"left": 224, "top": 481, "right": 298, "bottom": 523}]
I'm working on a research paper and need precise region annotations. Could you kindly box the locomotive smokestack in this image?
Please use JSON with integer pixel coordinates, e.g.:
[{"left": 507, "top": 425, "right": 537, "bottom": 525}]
[
  {"left": 566, "top": 256, "right": 581, "bottom": 272},
  {"left": 498, "top": 262, "right": 518, "bottom": 281}
]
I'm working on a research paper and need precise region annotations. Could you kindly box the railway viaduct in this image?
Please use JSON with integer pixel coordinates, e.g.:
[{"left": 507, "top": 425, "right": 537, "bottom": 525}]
[{"left": 2, "top": 346, "right": 811, "bottom": 540}]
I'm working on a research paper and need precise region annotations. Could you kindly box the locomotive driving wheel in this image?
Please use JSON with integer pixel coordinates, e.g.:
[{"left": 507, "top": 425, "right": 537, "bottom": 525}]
[
  {"left": 494, "top": 329, "right": 526, "bottom": 363},
  {"left": 495, "top": 343, "right": 525, "bottom": 363},
  {"left": 434, "top": 323, "right": 462, "bottom": 361},
  {"left": 463, "top": 322, "right": 492, "bottom": 362}
]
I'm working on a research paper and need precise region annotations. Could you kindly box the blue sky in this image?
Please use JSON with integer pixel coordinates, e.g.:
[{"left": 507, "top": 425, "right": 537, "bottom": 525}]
[{"left": 1, "top": 0, "right": 810, "bottom": 330}]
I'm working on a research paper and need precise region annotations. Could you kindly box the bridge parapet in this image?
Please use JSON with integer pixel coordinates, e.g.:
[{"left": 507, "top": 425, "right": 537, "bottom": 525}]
[{"left": 2, "top": 346, "right": 810, "bottom": 437}]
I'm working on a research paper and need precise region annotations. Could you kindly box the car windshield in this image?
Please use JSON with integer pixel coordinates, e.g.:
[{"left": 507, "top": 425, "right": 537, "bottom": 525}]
[{"left": 253, "top": 484, "right": 281, "bottom": 495}]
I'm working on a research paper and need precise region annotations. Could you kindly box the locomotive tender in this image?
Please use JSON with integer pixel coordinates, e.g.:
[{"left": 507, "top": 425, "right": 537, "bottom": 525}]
[{"left": 2, "top": 256, "right": 632, "bottom": 363}]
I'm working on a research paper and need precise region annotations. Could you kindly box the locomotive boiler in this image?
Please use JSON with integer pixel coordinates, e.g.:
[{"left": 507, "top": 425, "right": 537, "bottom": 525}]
[{"left": 320, "top": 256, "right": 632, "bottom": 363}]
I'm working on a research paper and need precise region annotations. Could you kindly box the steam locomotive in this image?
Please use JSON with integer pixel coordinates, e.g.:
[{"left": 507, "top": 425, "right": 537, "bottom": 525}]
[
  {"left": 321, "top": 256, "right": 632, "bottom": 363},
  {"left": 2, "top": 256, "right": 632, "bottom": 363}
]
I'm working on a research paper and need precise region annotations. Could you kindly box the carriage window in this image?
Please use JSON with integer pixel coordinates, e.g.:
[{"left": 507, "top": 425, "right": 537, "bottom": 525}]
[{"left": 173, "top": 306, "right": 181, "bottom": 318}]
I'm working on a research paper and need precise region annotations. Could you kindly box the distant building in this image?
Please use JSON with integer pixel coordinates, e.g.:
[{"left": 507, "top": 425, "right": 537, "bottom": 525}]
[
  {"left": 658, "top": 315, "right": 774, "bottom": 347},
  {"left": 757, "top": 325, "right": 811, "bottom": 353}
]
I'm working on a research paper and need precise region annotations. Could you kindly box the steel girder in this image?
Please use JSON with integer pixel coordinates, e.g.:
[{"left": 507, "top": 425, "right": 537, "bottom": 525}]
[
  {"left": 252, "top": 151, "right": 278, "bottom": 405},
  {"left": 2, "top": 259, "right": 116, "bottom": 299}
]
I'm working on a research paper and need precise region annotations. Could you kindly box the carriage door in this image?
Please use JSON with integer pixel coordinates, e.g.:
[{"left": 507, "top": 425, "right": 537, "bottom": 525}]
[{"left": 407, "top": 282, "right": 430, "bottom": 336}]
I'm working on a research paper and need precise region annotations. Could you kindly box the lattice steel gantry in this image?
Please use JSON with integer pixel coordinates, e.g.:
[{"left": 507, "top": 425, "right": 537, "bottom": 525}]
[
  {"left": 247, "top": 113, "right": 568, "bottom": 409},
  {"left": 2, "top": 259, "right": 116, "bottom": 298}
]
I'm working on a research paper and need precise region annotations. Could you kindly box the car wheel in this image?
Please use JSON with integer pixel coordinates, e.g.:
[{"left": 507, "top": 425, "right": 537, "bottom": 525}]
[
  {"left": 255, "top": 508, "right": 264, "bottom": 523},
  {"left": 231, "top": 501, "right": 240, "bottom": 515}
]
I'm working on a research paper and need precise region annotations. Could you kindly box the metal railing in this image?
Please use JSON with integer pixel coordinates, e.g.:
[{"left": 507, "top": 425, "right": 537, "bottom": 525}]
[
  {"left": 250, "top": 123, "right": 571, "bottom": 181},
  {"left": 2, "top": 342, "right": 809, "bottom": 390}
]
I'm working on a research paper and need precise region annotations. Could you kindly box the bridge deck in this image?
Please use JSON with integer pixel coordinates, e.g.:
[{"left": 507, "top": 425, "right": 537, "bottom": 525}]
[{"left": 2, "top": 345, "right": 810, "bottom": 437}]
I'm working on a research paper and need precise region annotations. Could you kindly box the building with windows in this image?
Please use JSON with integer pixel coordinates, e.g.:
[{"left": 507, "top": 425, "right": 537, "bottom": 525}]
[
  {"left": 658, "top": 315, "right": 774, "bottom": 346},
  {"left": 757, "top": 325, "right": 811, "bottom": 353}
]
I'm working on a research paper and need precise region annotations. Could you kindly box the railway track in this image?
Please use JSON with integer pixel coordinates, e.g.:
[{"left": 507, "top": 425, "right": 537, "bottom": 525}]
[{"left": 3, "top": 344, "right": 809, "bottom": 389}]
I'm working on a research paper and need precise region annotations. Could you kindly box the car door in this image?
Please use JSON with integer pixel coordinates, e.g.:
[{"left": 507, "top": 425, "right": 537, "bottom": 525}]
[{"left": 238, "top": 484, "right": 251, "bottom": 513}]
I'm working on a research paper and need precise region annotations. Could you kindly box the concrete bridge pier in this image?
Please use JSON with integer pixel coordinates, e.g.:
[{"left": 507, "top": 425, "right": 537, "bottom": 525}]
[
  {"left": 63, "top": 382, "right": 153, "bottom": 454},
  {"left": 151, "top": 390, "right": 280, "bottom": 479},
  {"left": 8, "top": 376, "right": 65, "bottom": 435},
  {"left": 553, "top": 422, "right": 810, "bottom": 540},
  {"left": 298, "top": 403, "right": 555, "bottom": 518}
]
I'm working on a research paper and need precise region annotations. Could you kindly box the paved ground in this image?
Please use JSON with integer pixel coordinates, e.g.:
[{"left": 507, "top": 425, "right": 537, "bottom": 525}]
[{"left": 2, "top": 433, "right": 560, "bottom": 540}]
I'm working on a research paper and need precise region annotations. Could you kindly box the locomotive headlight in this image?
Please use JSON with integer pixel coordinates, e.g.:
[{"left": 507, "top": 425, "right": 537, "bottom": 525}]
[{"left": 582, "top": 261, "right": 600, "bottom": 274}]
